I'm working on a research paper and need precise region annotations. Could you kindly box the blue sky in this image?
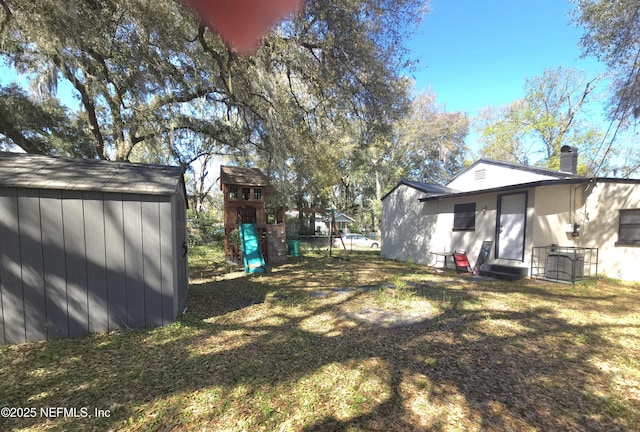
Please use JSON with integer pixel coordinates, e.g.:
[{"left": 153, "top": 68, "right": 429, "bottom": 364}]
[{"left": 405, "top": 0, "right": 607, "bottom": 116}]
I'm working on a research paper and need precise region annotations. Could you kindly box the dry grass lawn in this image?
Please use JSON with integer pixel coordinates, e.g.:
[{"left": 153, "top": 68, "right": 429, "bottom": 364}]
[{"left": 1, "top": 244, "right": 639, "bottom": 431}]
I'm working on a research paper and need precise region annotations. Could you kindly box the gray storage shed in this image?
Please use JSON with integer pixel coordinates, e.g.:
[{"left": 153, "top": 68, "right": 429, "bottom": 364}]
[{"left": 0, "top": 152, "right": 189, "bottom": 344}]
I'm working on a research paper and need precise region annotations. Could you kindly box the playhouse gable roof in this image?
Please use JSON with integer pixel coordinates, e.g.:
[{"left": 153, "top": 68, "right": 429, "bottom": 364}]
[
  {"left": 0, "top": 152, "right": 184, "bottom": 195},
  {"left": 220, "top": 165, "right": 270, "bottom": 187}
]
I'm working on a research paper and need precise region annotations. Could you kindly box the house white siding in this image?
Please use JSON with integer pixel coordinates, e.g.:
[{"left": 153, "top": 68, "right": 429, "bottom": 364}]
[
  {"left": 443, "top": 190, "right": 535, "bottom": 271},
  {"left": 382, "top": 184, "right": 532, "bottom": 269},
  {"left": 531, "top": 184, "right": 583, "bottom": 248},
  {"left": 381, "top": 184, "right": 435, "bottom": 264},
  {"left": 577, "top": 182, "right": 640, "bottom": 280},
  {"left": 382, "top": 157, "right": 640, "bottom": 282},
  {"left": 531, "top": 181, "right": 640, "bottom": 281}
]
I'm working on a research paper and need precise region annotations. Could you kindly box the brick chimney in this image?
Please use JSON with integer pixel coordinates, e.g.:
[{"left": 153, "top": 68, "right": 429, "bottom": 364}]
[{"left": 559, "top": 145, "right": 578, "bottom": 175}]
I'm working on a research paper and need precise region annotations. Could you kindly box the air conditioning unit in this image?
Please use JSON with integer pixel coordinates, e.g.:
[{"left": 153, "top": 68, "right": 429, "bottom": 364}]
[{"left": 546, "top": 253, "right": 584, "bottom": 282}]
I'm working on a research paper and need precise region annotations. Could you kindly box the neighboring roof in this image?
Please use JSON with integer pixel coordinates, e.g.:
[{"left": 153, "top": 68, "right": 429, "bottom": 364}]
[
  {"left": 334, "top": 212, "right": 355, "bottom": 223},
  {"left": 0, "top": 152, "right": 184, "bottom": 195},
  {"left": 419, "top": 178, "right": 598, "bottom": 202},
  {"left": 381, "top": 180, "right": 459, "bottom": 201},
  {"left": 220, "top": 165, "right": 270, "bottom": 187},
  {"left": 445, "top": 158, "right": 586, "bottom": 187}
]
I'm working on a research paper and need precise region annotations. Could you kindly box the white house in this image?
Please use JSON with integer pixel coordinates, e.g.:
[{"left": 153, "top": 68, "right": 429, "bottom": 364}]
[
  {"left": 333, "top": 211, "right": 356, "bottom": 233},
  {"left": 381, "top": 147, "right": 640, "bottom": 282},
  {"left": 284, "top": 209, "right": 355, "bottom": 235}
]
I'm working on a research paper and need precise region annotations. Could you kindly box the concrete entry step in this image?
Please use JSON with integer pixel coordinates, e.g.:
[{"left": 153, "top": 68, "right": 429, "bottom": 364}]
[{"left": 479, "top": 265, "right": 528, "bottom": 281}]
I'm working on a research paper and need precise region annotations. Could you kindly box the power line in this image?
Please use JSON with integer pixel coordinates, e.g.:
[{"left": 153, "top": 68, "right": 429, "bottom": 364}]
[{"left": 592, "top": 46, "right": 640, "bottom": 177}]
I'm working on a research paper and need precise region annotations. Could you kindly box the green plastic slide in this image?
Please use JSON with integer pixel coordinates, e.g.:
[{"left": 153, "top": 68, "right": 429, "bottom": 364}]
[{"left": 239, "top": 223, "right": 266, "bottom": 273}]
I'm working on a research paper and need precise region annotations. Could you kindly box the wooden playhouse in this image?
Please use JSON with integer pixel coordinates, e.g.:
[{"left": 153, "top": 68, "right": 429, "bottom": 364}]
[{"left": 220, "top": 166, "right": 286, "bottom": 265}]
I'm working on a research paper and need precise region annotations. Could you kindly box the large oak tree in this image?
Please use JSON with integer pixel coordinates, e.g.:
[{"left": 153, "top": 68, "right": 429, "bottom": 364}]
[{"left": 0, "top": 0, "right": 426, "bottom": 165}]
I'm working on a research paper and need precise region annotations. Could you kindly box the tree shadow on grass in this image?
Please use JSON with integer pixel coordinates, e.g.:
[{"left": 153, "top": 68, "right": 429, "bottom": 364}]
[
  {"left": 1, "top": 261, "right": 638, "bottom": 431},
  {"left": 187, "top": 277, "right": 275, "bottom": 318}
]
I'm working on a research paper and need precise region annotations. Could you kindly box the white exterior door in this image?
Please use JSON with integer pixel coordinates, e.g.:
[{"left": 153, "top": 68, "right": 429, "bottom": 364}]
[{"left": 496, "top": 192, "right": 527, "bottom": 261}]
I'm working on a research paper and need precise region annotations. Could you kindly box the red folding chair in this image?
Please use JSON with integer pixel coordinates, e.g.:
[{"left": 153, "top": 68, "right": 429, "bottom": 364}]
[{"left": 453, "top": 250, "right": 471, "bottom": 273}]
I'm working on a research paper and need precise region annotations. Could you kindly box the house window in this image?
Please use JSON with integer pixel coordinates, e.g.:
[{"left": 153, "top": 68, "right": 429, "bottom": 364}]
[
  {"left": 616, "top": 209, "right": 640, "bottom": 246},
  {"left": 453, "top": 203, "right": 476, "bottom": 231},
  {"left": 242, "top": 188, "right": 251, "bottom": 200},
  {"left": 254, "top": 188, "right": 262, "bottom": 200},
  {"left": 229, "top": 186, "right": 238, "bottom": 199}
]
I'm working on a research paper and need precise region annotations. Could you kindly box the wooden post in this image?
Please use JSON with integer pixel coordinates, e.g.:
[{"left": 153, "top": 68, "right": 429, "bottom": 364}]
[{"left": 329, "top": 209, "right": 347, "bottom": 258}]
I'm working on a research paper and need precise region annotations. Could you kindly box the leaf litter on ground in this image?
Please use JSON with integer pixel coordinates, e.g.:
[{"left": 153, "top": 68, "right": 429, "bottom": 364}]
[{"left": 1, "top": 248, "right": 639, "bottom": 431}]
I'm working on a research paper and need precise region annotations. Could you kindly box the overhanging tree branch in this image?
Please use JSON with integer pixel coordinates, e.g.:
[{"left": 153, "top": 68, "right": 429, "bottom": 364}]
[
  {"left": 0, "top": 112, "right": 45, "bottom": 154},
  {"left": 0, "top": 0, "right": 12, "bottom": 34},
  {"left": 53, "top": 57, "right": 106, "bottom": 159}
]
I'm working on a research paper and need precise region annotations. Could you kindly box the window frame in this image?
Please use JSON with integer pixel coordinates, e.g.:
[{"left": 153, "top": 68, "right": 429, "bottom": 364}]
[
  {"left": 616, "top": 208, "right": 640, "bottom": 246},
  {"left": 241, "top": 188, "right": 251, "bottom": 200},
  {"left": 228, "top": 186, "right": 238, "bottom": 200},
  {"left": 453, "top": 202, "right": 476, "bottom": 231}
]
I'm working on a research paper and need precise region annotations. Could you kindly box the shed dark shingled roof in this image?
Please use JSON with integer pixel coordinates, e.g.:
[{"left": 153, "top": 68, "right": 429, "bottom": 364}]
[
  {"left": 220, "top": 165, "right": 270, "bottom": 186},
  {"left": 0, "top": 152, "right": 184, "bottom": 195}
]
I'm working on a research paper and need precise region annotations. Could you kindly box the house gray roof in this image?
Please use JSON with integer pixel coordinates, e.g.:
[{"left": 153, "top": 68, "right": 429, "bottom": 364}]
[
  {"left": 419, "top": 178, "right": 595, "bottom": 202},
  {"left": 445, "top": 158, "right": 586, "bottom": 186},
  {"left": 381, "top": 180, "right": 459, "bottom": 201},
  {"left": 0, "top": 152, "right": 184, "bottom": 195},
  {"left": 419, "top": 176, "right": 640, "bottom": 202}
]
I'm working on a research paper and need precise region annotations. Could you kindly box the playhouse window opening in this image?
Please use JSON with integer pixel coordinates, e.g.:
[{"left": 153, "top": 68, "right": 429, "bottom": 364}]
[
  {"left": 616, "top": 208, "right": 640, "bottom": 246},
  {"left": 453, "top": 203, "right": 476, "bottom": 231},
  {"left": 254, "top": 188, "right": 262, "bottom": 200},
  {"left": 242, "top": 188, "right": 251, "bottom": 200},
  {"left": 229, "top": 186, "right": 238, "bottom": 199}
]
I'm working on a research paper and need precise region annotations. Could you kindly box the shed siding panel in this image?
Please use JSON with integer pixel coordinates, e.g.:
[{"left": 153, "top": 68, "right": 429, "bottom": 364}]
[
  {"left": 175, "top": 193, "right": 188, "bottom": 315},
  {"left": 62, "top": 191, "right": 89, "bottom": 338},
  {"left": 104, "top": 197, "right": 127, "bottom": 330},
  {"left": 0, "top": 261, "right": 3, "bottom": 344},
  {"left": 142, "top": 197, "right": 162, "bottom": 327},
  {"left": 40, "top": 190, "right": 69, "bottom": 339},
  {"left": 0, "top": 189, "right": 8, "bottom": 344},
  {"left": 0, "top": 188, "right": 24, "bottom": 344},
  {"left": 83, "top": 194, "right": 109, "bottom": 333},
  {"left": 18, "top": 189, "right": 47, "bottom": 342},
  {"left": 0, "top": 187, "right": 185, "bottom": 343},
  {"left": 123, "top": 195, "right": 145, "bottom": 328},
  {"left": 171, "top": 195, "right": 178, "bottom": 318},
  {"left": 159, "top": 200, "right": 174, "bottom": 325}
]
